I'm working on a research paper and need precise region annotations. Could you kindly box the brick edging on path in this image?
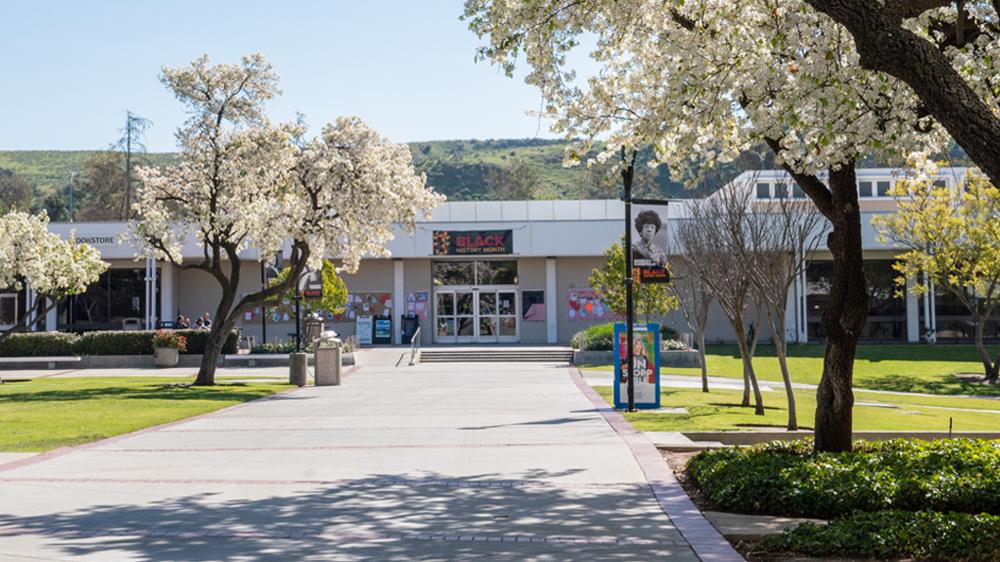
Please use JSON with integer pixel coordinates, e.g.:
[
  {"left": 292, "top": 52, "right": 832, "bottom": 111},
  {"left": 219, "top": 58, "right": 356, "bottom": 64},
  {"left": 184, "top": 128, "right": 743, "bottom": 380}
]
[
  {"left": 0, "top": 365, "right": 361, "bottom": 474},
  {"left": 568, "top": 367, "right": 745, "bottom": 562}
]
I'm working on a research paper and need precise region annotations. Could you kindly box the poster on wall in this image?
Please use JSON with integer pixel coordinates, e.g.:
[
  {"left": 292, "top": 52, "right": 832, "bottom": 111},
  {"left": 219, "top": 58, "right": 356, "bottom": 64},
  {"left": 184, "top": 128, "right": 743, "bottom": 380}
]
[
  {"left": 613, "top": 322, "right": 661, "bottom": 409},
  {"left": 631, "top": 206, "right": 671, "bottom": 284},
  {"left": 405, "top": 291, "right": 430, "bottom": 320},
  {"left": 356, "top": 315, "right": 373, "bottom": 345},
  {"left": 566, "top": 289, "right": 617, "bottom": 322},
  {"left": 433, "top": 230, "right": 513, "bottom": 255},
  {"left": 333, "top": 293, "right": 392, "bottom": 321},
  {"left": 521, "top": 291, "right": 545, "bottom": 321}
]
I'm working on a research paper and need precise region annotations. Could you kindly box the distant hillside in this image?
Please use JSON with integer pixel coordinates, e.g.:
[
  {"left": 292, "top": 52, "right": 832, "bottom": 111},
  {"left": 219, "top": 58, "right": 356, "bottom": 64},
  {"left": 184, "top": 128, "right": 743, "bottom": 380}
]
[{"left": 3, "top": 138, "right": 855, "bottom": 217}]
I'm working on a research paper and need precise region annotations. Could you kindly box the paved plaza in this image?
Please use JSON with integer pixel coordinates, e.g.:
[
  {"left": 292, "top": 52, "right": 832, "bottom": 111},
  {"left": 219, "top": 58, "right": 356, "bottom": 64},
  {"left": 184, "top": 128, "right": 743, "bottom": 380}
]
[{"left": 0, "top": 360, "right": 741, "bottom": 561}]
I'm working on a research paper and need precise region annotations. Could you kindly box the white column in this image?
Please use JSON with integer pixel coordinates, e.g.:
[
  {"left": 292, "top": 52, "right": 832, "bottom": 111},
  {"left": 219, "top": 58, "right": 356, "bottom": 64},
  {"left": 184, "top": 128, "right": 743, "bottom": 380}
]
[
  {"left": 929, "top": 279, "right": 937, "bottom": 335},
  {"left": 393, "top": 259, "right": 404, "bottom": 345},
  {"left": 45, "top": 298, "right": 57, "bottom": 331},
  {"left": 160, "top": 262, "right": 176, "bottom": 325},
  {"left": 797, "top": 266, "right": 809, "bottom": 342},
  {"left": 545, "top": 258, "right": 558, "bottom": 344},
  {"left": 784, "top": 285, "right": 797, "bottom": 344},
  {"left": 906, "top": 275, "right": 920, "bottom": 342}
]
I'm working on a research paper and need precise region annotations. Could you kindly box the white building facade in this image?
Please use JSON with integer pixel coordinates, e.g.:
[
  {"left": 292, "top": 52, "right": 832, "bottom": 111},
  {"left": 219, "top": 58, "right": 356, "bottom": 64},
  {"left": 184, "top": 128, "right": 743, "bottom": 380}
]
[{"left": 3, "top": 167, "right": 976, "bottom": 346}]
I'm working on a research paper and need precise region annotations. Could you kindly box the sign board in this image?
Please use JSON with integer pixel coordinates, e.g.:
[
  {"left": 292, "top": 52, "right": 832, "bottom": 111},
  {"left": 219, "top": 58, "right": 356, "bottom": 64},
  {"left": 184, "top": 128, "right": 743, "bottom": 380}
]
[
  {"left": 356, "top": 315, "right": 373, "bottom": 345},
  {"left": 433, "top": 230, "right": 513, "bottom": 256},
  {"left": 631, "top": 206, "right": 670, "bottom": 284},
  {"left": 613, "top": 322, "right": 661, "bottom": 409}
]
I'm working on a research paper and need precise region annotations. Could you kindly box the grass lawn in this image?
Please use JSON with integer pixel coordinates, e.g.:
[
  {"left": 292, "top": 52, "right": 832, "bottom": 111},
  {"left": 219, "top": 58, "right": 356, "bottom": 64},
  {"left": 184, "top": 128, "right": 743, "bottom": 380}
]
[
  {"left": 593, "top": 385, "right": 1000, "bottom": 432},
  {"left": 585, "top": 343, "right": 1000, "bottom": 396},
  {"left": 0, "top": 377, "right": 290, "bottom": 452}
]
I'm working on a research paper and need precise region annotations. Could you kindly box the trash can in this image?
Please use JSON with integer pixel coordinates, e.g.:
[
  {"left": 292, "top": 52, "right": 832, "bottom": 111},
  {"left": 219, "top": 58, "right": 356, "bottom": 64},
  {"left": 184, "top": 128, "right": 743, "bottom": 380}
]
[
  {"left": 289, "top": 352, "right": 308, "bottom": 387},
  {"left": 314, "top": 330, "right": 342, "bottom": 386},
  {"left": 303, "top": 313, "right": 325, "bottom": 351}
]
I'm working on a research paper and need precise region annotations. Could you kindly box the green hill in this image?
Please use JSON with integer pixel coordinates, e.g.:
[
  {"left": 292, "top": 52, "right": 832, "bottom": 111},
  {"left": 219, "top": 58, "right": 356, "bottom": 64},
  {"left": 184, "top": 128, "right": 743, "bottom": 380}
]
[{"left": 0, "top": 139, "right": 762, "bottom": 218}]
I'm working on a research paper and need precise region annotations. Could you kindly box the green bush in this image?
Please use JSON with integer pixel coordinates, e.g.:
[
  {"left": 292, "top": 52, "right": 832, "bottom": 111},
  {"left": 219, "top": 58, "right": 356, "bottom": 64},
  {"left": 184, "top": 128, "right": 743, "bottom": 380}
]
[
  {"left": 0, "top": 332, "right": 79, "bottom": 357},
  {"left": 250, "top": 341, "right": 297, "bottom": 355},
  {"left": 571, "top": 323, "right": 616, "bottom": 351},
  {"left": 688, "top": 439, "right": 1000, "bottom": 519},
  {"left": 76, "top": 331, "right": 154, "bottom": 355},
  {"left": 760, "top": 510, "right": 1000, "bottom": 562},
  {"left": 660, "top": 325, "right": 678, "bottom": 340},
  {"left": 0, "top": 329, "right": 239, "bottom": 357}
]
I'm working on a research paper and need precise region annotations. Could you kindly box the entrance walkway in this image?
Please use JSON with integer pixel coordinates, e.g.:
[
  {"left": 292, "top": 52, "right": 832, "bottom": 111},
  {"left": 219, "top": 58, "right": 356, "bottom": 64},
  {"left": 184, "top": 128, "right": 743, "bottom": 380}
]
[{"left": 0, "top": 362, "right": 742, "bottom": 561}]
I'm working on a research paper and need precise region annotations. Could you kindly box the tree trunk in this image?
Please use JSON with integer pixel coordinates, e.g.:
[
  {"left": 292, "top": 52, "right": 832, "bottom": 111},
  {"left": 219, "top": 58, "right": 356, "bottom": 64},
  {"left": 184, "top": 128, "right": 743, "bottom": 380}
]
[
  {"left": 733, "top": 320, "right": 765, "bottom": 415},
  {"left": 813, "top": 166, "right": 869, "bottom": 453},
  {"left": 972, "top": 315, "right": 996, "bottom": 383},
  {"left": 769, "top": 311, "right": 797, "bottom": 431},
  {"left": 698, "top": 332, "right": 709, "bottom": 393},
  {"left": 193, "top": 316, "right": 237, "bottom": 386}
]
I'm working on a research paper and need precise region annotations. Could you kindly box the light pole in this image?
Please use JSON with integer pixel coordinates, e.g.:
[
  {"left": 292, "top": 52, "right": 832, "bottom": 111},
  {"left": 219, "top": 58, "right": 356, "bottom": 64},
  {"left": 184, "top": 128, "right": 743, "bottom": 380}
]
[{"left": 69, "top": 172, "right": 77, "bottom": 222}]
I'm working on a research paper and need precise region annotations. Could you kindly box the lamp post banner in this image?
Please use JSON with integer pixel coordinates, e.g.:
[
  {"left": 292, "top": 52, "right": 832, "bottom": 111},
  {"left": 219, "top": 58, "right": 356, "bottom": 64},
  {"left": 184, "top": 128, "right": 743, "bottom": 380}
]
[
  {"left": 631, "top": 206, "right": 670, "bottom": 283},
  {"left": 613, "top": 322, "right": 661, "bottom": 409}
]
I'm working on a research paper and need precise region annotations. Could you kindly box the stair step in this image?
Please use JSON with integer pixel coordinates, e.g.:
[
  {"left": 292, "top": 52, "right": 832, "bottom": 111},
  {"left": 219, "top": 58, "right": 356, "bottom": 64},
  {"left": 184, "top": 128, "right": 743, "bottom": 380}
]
[{"left": 419, "top": 349, "right": 574, "bottom": 364}]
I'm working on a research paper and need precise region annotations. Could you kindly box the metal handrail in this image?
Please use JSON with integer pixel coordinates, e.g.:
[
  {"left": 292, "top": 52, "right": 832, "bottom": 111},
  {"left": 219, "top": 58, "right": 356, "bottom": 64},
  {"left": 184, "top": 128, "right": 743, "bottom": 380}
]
[{"left": 408, "top": 326, "right": 421, "bottom": 366}]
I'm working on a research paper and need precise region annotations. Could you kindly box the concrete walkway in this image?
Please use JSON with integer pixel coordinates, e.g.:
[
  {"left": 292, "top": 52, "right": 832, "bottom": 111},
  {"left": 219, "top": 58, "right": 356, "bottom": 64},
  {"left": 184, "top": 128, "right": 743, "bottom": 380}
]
[{"left": 0, "top": 361, "right": 742, "bottom": 561}]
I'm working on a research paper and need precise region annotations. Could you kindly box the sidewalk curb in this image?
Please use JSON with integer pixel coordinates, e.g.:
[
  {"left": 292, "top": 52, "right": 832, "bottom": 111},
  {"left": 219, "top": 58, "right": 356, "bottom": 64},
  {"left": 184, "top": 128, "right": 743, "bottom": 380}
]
[{"left": 568, "top": 367, "right": 745, "bottom": 562}]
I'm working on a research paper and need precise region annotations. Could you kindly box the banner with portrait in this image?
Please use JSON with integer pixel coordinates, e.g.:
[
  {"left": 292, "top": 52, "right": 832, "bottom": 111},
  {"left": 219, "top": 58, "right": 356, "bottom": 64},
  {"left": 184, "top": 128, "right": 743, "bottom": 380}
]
[{"left": 631, "top": 206, "right": 670, "bottom": 284}]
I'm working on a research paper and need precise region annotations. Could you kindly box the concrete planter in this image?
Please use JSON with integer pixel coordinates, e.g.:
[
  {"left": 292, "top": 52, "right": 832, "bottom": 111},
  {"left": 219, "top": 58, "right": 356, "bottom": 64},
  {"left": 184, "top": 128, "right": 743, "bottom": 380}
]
[
  {"left": 154, "top": 347, "right": 180, "bottom": 368},
  {"left": 573, "top": 349, "right": 701, "bottom": 368}
]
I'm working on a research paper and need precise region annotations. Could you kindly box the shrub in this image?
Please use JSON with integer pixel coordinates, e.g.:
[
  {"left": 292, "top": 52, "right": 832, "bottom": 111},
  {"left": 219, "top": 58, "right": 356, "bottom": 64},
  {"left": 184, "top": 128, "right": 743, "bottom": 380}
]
[
  {"left": 687, "top": 439, "right": 1000, "bottom": 519},
  {"left": 174, "top": 330, "right": 239, "bottom": 355},
  {"left": 76, "top": 331, "right": 154, "bottom": 355},
  {"left": 760, "top": 510, "right": 1000, "bottom": 562},
  {"left": 251, "top": 341, "right": 297, "bottom": 355},
  {"left": 0, "top": 329, "right": 239, "bottom": 357},
  {"left": 0, "top": 332, "right": 79, "bottom": 357},
  {"left": 660, "top": 325, "right": 678, "bottom": 340},
  {"left": 571, "top": 323, "right": 615, "bottom": 351}
]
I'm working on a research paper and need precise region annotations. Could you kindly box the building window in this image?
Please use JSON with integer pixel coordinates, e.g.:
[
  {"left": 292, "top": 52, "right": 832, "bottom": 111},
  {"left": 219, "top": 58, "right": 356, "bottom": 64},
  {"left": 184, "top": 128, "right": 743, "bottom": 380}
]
[
  {"left": 756, "top": 182, "right": 770, "bottom": 199},
  {"left": 774, "top": 182, "right": 789, "bottom": 199},
  {"left": 0, "top": 293, "right": 17, "bottom": 327},
  {"left": 793, "top": 184, "right": 805, "bottom": 198},
  {"left": 858, "top": 181, "right": 873, "bottom": 198},
  {"left": 59, "top": 268, "right": 159, "bottom": 331},
  {"left": 877, "top": 181, "right": 891, "bottom": 197},
  {"left": 433, "top": 260, "right": 519, "bottom": 286},
  {"left": 933, "top": 179, "right": 947, "bottom": 188},
  {"left": 806, "top": 260, "right": 906, "bottom": 341}
]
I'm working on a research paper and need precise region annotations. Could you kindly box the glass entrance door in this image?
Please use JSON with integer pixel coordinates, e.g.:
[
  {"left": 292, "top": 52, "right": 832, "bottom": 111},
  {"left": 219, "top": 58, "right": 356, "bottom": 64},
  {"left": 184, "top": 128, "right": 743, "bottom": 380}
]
[{"left": 434, "top": 288, "right": 519, "bottom": 343}]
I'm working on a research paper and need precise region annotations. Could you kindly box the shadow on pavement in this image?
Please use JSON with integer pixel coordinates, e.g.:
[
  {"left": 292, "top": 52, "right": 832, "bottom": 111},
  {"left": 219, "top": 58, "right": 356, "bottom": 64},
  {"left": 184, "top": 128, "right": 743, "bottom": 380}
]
[{"left": 0, "top": 472, "right": 693, "bottom": 561}]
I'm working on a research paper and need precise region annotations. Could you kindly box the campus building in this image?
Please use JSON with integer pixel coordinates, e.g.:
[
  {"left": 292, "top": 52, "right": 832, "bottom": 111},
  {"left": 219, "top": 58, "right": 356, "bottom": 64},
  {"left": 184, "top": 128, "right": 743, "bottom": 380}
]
[{"left": 1, "top": 167, "right": 976, "bottom": 346}]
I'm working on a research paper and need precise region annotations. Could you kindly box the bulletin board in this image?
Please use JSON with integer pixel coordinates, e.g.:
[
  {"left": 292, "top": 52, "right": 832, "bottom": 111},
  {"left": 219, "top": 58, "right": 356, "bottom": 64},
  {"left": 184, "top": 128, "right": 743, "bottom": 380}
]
[{"left": 333, "top": 293, "right": 393, "bottom": 322}]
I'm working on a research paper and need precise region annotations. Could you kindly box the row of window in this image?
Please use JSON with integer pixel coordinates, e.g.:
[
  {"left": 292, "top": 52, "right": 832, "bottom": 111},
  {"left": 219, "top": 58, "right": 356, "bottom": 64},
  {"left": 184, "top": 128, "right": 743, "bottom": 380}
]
[{"left": 756, "top": 179, "right": 948, "bottom": 200}]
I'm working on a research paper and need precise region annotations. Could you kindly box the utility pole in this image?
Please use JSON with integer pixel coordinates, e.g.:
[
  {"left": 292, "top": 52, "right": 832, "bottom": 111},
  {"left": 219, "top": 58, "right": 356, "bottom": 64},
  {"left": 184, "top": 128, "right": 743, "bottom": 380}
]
[{"left": 69, "top": 172, "right": 77, "bottom": 222}]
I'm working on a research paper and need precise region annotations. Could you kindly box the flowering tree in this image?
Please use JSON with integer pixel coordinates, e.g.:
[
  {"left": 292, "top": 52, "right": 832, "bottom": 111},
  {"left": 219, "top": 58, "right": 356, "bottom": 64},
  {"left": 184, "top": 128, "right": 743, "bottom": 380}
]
[
  {"left": 0, "top": 211, "right": 107, "bottom": 339},
  {"left": 804, "top": 2, "right": 1000, "bottom": 187},
  {"left": 465, "top": 0, "right": 947, "bottom": 451},
  {"left": 132, "top": 54, "right": 443, "bottom": 385},
  {"left": 875, "top": 160, "right": 1000, "bottom": 383}
]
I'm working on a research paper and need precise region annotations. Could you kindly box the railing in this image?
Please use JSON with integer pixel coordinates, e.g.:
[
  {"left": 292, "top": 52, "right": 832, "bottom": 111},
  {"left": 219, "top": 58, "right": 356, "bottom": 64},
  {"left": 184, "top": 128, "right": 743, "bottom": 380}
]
[{"left": 408, "top": 327, "right": 421, "bottom": 366}]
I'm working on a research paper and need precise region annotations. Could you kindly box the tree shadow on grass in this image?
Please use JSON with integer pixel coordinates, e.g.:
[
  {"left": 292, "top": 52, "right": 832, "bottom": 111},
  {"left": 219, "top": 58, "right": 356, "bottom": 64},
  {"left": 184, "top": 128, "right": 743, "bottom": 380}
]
[
  {"left": 0, "top": 471, "right": 692, "bottom": 561},
  {"left": 707, "top": 402, "right": 783, "bottom": 411},
  {"left": 0, "top": 383, "right": 278, "bottom": 405},
  {"left": 856, "top": 374, "right": 1000, "bottom": 397}
]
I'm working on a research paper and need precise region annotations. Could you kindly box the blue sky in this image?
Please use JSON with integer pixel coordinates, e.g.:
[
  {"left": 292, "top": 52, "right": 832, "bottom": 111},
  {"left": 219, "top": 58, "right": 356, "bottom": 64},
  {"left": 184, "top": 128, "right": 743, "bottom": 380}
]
[{"left": 0, "top": 1, "right": 583, "bottom": 151}]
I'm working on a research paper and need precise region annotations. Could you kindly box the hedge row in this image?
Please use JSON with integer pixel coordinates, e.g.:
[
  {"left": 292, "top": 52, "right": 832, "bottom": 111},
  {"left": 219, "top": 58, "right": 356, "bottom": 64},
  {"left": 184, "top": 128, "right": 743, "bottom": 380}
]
[
  {"left": 760, "top": 510, "right": 1000, "bottom": 561},
  {"left": 687, "top": 438, "right": 1000, "bottom": 519},
  {"left": 0, "top": 330, "right": 239, "bottom": 357}
]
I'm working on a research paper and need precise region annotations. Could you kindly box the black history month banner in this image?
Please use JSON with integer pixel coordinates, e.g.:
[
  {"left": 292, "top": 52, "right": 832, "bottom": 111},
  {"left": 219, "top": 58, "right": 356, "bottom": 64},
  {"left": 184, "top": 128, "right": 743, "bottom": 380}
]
[
  {"left": 433, "top": 230, "right": 513, "bottom": 256},
  {"left": 631, "top": 206, "right": 671, "bottom": 284}
]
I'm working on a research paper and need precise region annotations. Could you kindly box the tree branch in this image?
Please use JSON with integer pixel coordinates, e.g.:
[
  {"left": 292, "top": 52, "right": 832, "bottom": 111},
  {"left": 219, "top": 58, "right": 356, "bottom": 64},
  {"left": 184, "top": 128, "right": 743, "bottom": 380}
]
[{"left": 763, "top": 137, "right": 836, "bottom": 219}]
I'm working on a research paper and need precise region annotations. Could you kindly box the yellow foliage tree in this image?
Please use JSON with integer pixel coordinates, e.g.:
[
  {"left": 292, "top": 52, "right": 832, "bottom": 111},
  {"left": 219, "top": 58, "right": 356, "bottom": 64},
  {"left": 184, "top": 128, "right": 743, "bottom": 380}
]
[{"left": 875, "top": 168, "right": 1000, "bottom": 383}]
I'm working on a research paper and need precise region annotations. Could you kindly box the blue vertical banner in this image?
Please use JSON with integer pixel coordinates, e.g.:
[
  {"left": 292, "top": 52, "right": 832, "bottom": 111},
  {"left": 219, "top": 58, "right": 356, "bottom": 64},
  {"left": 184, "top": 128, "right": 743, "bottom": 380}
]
[{"left": 613, "top": 322, "right": 661, "bottom": 409}]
